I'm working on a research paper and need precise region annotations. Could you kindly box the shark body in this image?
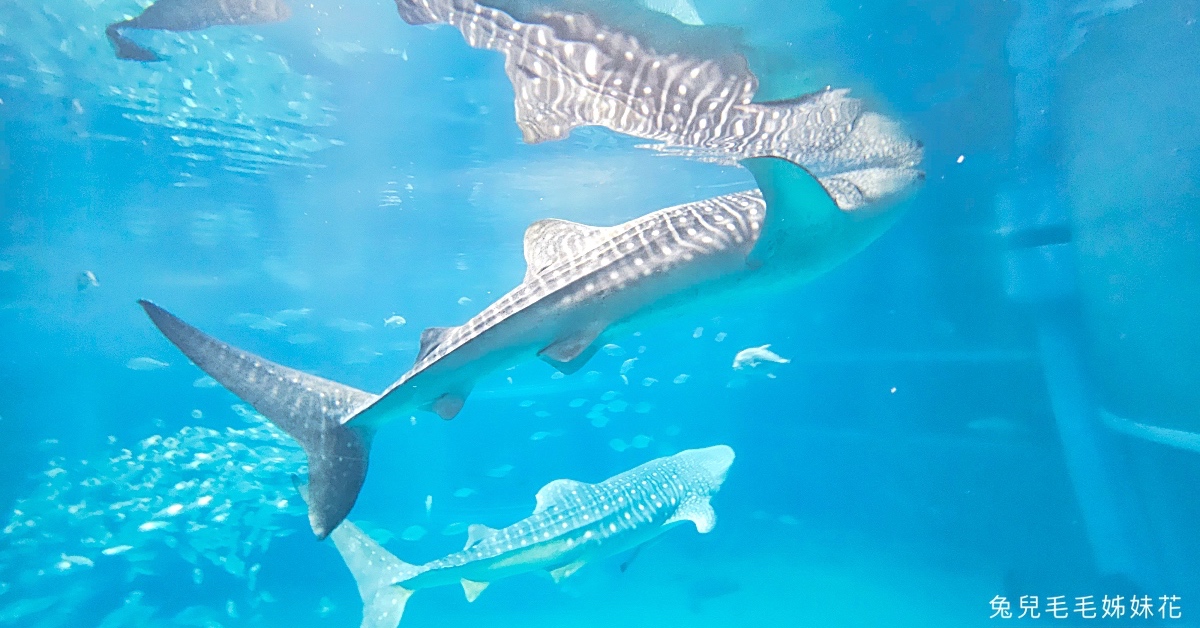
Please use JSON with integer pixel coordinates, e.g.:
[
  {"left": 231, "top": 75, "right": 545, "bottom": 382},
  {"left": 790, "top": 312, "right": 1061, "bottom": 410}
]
[
  {"left": 394, "top": 0, "right": 923, "bottom": 210},
  {"left": 328, "top": 445, "right": 734, "bottom": 628},
  {"left": 142, "top": 157, "right": 910, "bottom": 538}
]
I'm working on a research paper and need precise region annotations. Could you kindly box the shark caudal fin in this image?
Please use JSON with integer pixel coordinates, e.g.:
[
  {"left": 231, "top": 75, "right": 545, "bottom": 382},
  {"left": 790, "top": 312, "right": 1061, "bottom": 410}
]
[
  {"left": 139, "top": 300, "right": 375, "bottom": 539},
  {"left": 328, "top": 518, "right": 421, "bottom": 628}
]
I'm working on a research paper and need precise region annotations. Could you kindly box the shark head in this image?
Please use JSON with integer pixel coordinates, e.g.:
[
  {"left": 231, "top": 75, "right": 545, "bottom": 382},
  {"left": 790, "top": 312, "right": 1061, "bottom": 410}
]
[{"left": 676, "top": 445, "right": 735, "bottom": 492}]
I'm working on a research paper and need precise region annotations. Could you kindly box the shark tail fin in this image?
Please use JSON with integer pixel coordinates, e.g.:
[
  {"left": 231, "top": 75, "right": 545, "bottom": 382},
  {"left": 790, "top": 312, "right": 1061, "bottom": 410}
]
[
  {"left": 139, "top": 300, "right": 377, "bottom": 539},
  {"left": 328, "top": 518, "right": 421, "bottom": 628}
]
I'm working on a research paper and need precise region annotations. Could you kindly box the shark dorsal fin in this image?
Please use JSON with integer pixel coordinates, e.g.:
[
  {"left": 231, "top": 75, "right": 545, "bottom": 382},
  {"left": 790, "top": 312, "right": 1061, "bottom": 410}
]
[
  {"left": 522, "top": 219, "right": 607, "bottom": 281},
  {"left": 533, "top": 479, "right": 586, "bottom": 514},
  {"left": 464, "top": 524, "right": 499, "bottom": 550},
  {"left": 666, "top": 497, "right": 716, "bottom": 533},
  {"left": 415, "top": 326, "right": 454, "bottom": 363}
]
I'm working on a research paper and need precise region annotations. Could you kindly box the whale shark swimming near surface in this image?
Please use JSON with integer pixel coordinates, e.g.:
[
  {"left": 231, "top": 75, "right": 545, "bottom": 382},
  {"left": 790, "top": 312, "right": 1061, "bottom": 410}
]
[
  {"left": 323, "top": 445, "right": 734, "bottom": 627},
  {"left": 140, "top": 156, "right": 915, "bottom": 538},
  {"left": 106, "top": 0, "right": 292, "bottom": 61},
  {"left": 393, "top": 0, "right": 923, "bottom": 210}
]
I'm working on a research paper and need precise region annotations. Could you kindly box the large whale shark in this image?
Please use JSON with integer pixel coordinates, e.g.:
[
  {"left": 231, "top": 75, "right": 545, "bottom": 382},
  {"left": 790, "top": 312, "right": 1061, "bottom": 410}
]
[
  {"left": 106, "top": 0, "right": 292, "bottom": 61},
  {"left": 141, "top": 156, "right": 912, "bottom": 538},
  {"left": 325, "top": 445, "right": 734, "bottom": 628},
  {"left": 393, "top": 0, "right": 923, "bottom": 210}
]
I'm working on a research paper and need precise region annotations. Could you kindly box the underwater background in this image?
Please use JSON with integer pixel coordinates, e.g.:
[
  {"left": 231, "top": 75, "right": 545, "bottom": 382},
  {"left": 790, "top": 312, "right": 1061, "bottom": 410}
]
[{"left": 1, "top": 0, "right": 1198, "bottom": 625}]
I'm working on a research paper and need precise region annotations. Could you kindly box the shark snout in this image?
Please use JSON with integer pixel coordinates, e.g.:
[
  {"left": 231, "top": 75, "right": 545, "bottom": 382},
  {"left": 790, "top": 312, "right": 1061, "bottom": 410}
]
[{"left": 683, "top": 445, "right": 735, "bottom": 488}]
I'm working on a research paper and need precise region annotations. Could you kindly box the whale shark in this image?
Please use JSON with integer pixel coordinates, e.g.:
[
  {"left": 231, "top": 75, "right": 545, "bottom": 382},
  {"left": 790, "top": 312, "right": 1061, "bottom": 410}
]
[
  {"left": 106, "top": 0, "right": 292, "bottom": 61},
  {"left": 324, "top": 445, "right": 734, "bottom": 627},
  {"left": 393, "top": 0, "right": 923, "bottom": 210},
  {"left": 141, "top": 156, "right": 913, "bottom": 538}
]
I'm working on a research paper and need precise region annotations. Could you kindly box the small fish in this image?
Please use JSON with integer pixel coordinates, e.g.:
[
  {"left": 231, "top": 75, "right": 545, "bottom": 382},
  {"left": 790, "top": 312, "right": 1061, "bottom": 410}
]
[
  {"left": 692, "top": 327, "right": 704, "bottom": 339},
  {"left": 607, "top": 400, "right": 628, "bottom": 413},
  {"left": 274, "top": 308, "right": 312, "bottom": 322},
  {"left": 673, "top": 374, "right": 690, "bottom": 384},
  {"left": 328, "top": 319, "right": 373, "bottom": 332},
  {"left": 777, "top": 515, "right": 799, "bottom": 526},
  {"left": 485, "top": 464, "right": 514, "bottom": 478},
  {"left": 601, "top": 343, "right": 625, "bottom": 357},
  {"left": 138, "top": 521, "right": 170, "bottom": 532},
  {"left": 634, "top": 402, "right": 653, "bottom": 414},
  {"left": 453, "top": 488, "right": 475, "bottom": 498},
  {"left": 192, "top": 376, "right": 219, "bottom": 388},
  {"left": 190, "top": 409, "right": 203, "bottom": 419},
  {"left": 600, "top": 390, "right": 620, "bottom": 402},
  {"left": 441, "top": 522, "right": 468, "bottom": 536},
  {"left": 714, "top": 332, "right": 727, "bottom": 342},
  {"left": 102, "top": 545, "right": 135, "bottom": 556},
  {"left": 126, "top": 357, "right": 169, "bottom": 371},
  {"left": 400, "top": 525, "right": 427, "bottom": 541},
  {"left": 61, "top": 553, "right": 94, "bottom": 567},
  {"left": 619, "top": 358, "right": 637, "bottom": 376},
  {"left": 589, "top": 413, "right": 609, "bottom": 428},
  {"left": 642, "top": 377, "right": 658, "bottom": 387},
  {"left": 631, "top": 435, "right": 653, "bottom": 449},
  {"left": 384, "top": 315, "right": 408, "bottom": 327},
  {"left": 457, "top": 297, "right": 472, "bottom": 305},
  {"left": 193, "top": 568, "right": 204, "bottom": 585},
  {"left": 77, "top": 270, "right": 99, "bottom": 291},
  {"left": 286, "top": 333, "right": 320, "bottom": 345},
  {"left": 424, "top": 495, "right": 433, "bottom": 517},
  {"left": 518, "top": 400, "right": 535, "bottom": 408},
  {"left": 609, "top": 438, "right": 628, "bottom": 452},
  {"left": 568, "top": 398, "right": 587, "bottom": 408},
  {"left": 529, "top": 431, "right": 551, "bottom": 441},
  {"left": 732, "top": 344, "right": 791, "bottom": 370}
]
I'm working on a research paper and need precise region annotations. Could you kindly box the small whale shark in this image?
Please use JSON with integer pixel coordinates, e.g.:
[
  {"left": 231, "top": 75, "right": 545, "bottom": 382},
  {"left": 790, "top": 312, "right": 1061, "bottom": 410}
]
[
  {"left": 106, "top": 0, "right": 292, "bottom": 61},
  {"left": 393, "top": 0, "right": 923, "bottom": 210},
  {"left": 325, "top": 446, "right": 734, "bottom": 627},
  {"left": 141, "top": 156, "right": 913, "bottom": 538}
]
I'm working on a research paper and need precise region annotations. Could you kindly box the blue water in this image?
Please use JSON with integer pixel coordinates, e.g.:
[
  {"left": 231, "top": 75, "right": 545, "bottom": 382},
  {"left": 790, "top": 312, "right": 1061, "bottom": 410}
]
[{"left": 1, "top": 0, "right": 1198, "bottom": 626}]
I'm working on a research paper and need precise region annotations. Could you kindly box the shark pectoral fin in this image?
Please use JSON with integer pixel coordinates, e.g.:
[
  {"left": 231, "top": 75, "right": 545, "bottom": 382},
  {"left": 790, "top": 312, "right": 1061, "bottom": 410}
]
[
  {"left": 538, "top": 323, "right": 606, "bottom": 367},
  {"left": 432, "top": 392, "right": 468, "bottom": 420},
  {"left": 740, "top": 157, "right": 839, "bottom": 263},
  {"left": 464, "top": 524, "right": 499, "bottom": 550},
  {"left": 522, "top": 218, "right": 607, "bottom": 281},
  {"left": 461, "top": 579, "right": 489, "bottom": 602},
  {"left": 667, "top": 497, "right": 717, "bottom": 534},
  {"left": 549, "top": 560, "right": 586, "bottom": 583},
  {"left": 533, "top": 479, "right": 588, "bottom": 514},
  {"left": 618, "top": 546, "right": 643, "bottom": 573},
  {"left": 540, "top": 341, "right": 600, "bottom": 376}
]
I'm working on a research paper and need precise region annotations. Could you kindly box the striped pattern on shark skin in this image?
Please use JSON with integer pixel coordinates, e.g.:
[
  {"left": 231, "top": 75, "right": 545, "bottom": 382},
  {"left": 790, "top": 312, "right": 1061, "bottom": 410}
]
[
  {"left": 327, "top": 446, "right": 735, "bottom": 627},
  {"left": 394, "top": 0, "right": 923, "bottom": 209},
  {"left": 376, "top": 190, "right": 764, "bottom": 403}
]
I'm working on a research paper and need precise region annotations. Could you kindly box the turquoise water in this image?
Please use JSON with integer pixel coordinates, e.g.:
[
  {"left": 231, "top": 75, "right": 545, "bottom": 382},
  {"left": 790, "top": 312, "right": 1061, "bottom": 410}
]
[{"left": 1, "top": 0, "right": 1198, "bottom": 626}]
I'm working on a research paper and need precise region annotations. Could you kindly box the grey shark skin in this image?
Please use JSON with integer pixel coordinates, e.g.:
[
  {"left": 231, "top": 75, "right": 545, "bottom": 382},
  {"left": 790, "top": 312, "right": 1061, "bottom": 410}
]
[
  {"left": 106, "top": 0, "right": 292, "bottom": 61},
  {"left": 141, "top": 156, "right": 910, "bottom": 538},
  {"left": 393, "top": 0, "right": 923, "bottom": 210},
  {"left": 329, "top": 445, "right": 734, "bottom": 628}
]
